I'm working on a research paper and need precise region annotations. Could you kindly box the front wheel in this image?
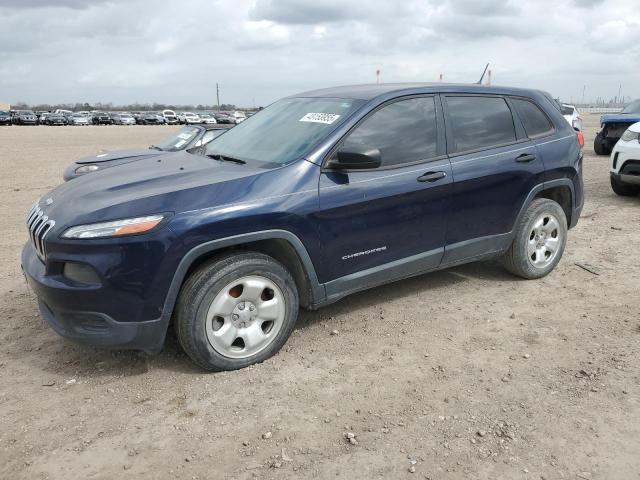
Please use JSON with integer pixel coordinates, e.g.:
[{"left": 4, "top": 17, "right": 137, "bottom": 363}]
[
  {"left": 175, "top": 252, "right": 299, "bottom": 371},
  {"left": 594, "top": 133, "right": 609, "bottom": 156},
  {"left": 502, "top": 198, "right": 567, "bottom": 279}
]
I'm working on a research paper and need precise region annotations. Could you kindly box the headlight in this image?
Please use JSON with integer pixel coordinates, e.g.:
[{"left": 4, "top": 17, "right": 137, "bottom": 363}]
[
  {"left": 620, "top": 129, "right": 640, "bottom": 143},
  {"left": 62, "top": 215, "right": 165, "bottom": 239},
  {"left": 75, "top": 164, "right": 100, "bottom": 174}
]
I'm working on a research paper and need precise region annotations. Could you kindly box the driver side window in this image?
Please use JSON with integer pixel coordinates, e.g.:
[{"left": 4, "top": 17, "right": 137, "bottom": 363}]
[{"left": 342, "top": 97, "right": 438, "bottom": 168}]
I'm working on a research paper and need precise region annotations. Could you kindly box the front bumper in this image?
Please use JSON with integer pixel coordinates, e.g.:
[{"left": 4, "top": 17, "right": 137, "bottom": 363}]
[{"left": 21, "top": 242, "right": 169, "bottom": 353}]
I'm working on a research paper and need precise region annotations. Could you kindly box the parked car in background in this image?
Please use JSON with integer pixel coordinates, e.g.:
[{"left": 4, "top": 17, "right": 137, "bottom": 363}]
[
  {"left": 63, "top": 124, "right": 232, "bottom": 180},
  {"left": 213, "top": 112, "right": 234, "bottom": 124},
  {"left": 198, "top": 113, "right": 217, "bottom": 124},
  {"left": 181, "top": 112, "right": 200, "bottom": 124},
  {"left": 609, "top": 121, "right": 640, "bottom": 196},
  {"left": 92, "top": 112, "right": 111, "bottom": 125},
  {"left": 54, "top": 109, "right": 73, "bottom": 116},
  {"left": 231, "top": 111, "right": 247, "bottom": 123},
  {"left": 594, "top": 99, "right": 640, "bottom": 155},
  {"left": 67, "top": 113, "right": 90, "bottom": 126},
  {"left": 44, "top": 113, "right": 68, "bottom": 126},
  {"left": 162, "top": 109, "right": 178, "bottom": 124},
  {"left": 139, "top": 112, "right": 165, "bottom": 125},
  {"left": 0, "top": 110, "right": 11, "bottom": 125},
  {"left": 26, "top": 84, "right": 583, "bottom": 371},
  {"left": 35, "top": 111, "right": 48, "bottom": 124},
  {"left": 39, "top": 112, "right": 51, "bottom": 124},
  {"left": 111, "top": 113, "right": 136, "bottom": 125},
  {"left": 13, "top": 110, "right": 38, "bottom": 125},
  {"left": 561, "top": 104, "right": 582, "bottom": 131}
]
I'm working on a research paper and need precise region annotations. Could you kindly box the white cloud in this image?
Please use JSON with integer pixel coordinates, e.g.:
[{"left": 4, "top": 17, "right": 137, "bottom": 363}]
[{"left": 0, "top": 0, "right": 638, "bottom": 106}]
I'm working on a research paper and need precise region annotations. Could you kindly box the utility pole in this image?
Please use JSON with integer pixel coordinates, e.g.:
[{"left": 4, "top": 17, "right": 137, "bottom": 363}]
[
  {"left": 216, "top": 83, "right": 220, "bottom": 111},
  {"left": 581, "top": 85, "right": 586, "bottom": 105},
  {"left": 618, "top": 84, "right": 622, "bottom": 106},
  {"left": 376, "top": 69, "right": 380, "bottom": 84}
]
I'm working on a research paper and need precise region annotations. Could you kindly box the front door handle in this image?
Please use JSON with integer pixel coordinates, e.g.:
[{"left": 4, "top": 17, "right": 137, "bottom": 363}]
[
  {"left": 417, "top": 171, "right": 447, "bottom": 182},
  {"left": 515, "top": 153, "right": 536, "bottom": 163}
]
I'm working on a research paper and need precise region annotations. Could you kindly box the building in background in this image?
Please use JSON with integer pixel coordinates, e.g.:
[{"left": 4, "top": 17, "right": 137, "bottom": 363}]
[{"left": 0, "top": 101, "right": 10, "bottom": 110}]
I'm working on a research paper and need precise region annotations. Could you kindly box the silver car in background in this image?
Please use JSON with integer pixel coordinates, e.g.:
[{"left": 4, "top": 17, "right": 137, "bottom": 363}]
[
  {"left": 112, "top": 113, "right": 136, "bottom": 125},
  {"left": 68, "top": 113, "right": 90, "bottom": 125}
]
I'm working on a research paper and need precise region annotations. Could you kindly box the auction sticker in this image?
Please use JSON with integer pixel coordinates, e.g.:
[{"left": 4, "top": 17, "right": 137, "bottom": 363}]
[{"left": 299, "top": 112, "right": 340, "bottom": 124}]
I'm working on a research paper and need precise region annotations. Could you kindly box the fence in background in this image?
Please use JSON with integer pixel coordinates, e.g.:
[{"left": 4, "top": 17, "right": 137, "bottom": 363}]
[{"left": 578, "top": 107, "right": 623, "bottom": 114}]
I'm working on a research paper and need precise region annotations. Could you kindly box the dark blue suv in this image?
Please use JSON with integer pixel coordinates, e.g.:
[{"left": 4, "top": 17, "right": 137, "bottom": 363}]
[{"left": 22, "top": 83, "right": 584, "bottom": 371}]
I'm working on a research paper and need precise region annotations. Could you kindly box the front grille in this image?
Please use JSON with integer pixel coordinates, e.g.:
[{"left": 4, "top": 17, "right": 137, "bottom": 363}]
[{"left": 26, "top": 201, "right": 55, "bottom": 261}]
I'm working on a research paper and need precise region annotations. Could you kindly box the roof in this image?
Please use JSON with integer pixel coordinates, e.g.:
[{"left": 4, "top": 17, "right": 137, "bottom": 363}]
[{"left": 292, "top": 83, "right": 542, "bottom": 101}]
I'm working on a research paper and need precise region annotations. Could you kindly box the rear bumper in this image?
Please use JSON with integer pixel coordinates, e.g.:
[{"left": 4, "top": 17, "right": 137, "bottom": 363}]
[{"left": 21, "top": 242, "right": 168, "bottom": 353}]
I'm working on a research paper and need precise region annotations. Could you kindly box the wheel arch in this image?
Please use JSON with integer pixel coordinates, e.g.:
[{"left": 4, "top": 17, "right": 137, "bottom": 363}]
[
  {"left": 160, "top": 230, "right": 324, "bottom": 330},
  {"left": 513, "top": 179, "right": 575, "bottom": 238}
]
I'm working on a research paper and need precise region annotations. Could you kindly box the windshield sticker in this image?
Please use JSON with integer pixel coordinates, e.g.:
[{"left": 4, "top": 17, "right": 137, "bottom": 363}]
[
  {"left": 299, "top": 112, "right": 340, "bottom": 124},
  {"left": 177, "top": 133, "right": 192, "bottom": 140},
  {"left": 174, "top": 139, "right": 187, "bottom": 148}
]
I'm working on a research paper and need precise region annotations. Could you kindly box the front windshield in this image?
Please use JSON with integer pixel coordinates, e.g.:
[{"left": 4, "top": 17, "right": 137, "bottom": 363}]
[
  {"left": 154, "top": 126, "right": 201, "bottom": 151},
  {"left": 622, "top": 100, "right": 640, "bottom": 114},
  {"left": 204, "top": 97, "right": 365, "bottom": 165}
]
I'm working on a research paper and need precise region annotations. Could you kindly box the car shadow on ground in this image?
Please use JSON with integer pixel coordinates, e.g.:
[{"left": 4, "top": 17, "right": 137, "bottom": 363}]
[
  {"left": 296, "top": 259, "right": 516, "bottom": 329},
  {"left": 14, "top": 259, "right": 519, "bottom": 377}
]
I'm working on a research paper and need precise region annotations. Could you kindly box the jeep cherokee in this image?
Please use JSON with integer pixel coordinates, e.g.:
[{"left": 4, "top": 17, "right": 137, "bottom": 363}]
[{"left": 22, "top": 83, "right": 584, "bottom": 371}]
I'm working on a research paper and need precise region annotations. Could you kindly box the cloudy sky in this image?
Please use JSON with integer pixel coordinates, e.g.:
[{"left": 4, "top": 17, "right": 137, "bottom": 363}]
[{"left": 0, "top": 0, "right": 638, "bottom": 107}]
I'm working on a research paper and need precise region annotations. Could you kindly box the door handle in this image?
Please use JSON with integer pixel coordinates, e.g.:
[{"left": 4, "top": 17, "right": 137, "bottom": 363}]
[
  {"left": 417, "top": 171, "right": 447, "bottom": 182},
  {"left": 515, "top": 153, "right": 536, "bottom": 163}
]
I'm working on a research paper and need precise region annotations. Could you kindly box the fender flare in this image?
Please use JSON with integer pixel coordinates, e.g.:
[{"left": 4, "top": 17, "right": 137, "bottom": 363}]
[
  {"left": 158, "top": 229, "right": 325, "bottom": 328},
  {"left": 511, "top": 178, "right": 576, "bottom": 239}
]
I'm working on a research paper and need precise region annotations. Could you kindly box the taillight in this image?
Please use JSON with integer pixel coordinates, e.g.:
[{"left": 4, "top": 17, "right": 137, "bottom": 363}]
[{"left": 576, "top": 131, "right": 584, "bottom": 148}]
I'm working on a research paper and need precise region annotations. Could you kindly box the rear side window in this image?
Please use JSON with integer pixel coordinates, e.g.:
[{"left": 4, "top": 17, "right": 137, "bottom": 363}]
[
  {"left": 342, "top": 97, "right": 438, "bottom": 167},
  {"left": 445, "top": 96, "right": 516, "bottom": 153},
  {"left": 512, "top": 98, "right": 554, "bottom": 138}
]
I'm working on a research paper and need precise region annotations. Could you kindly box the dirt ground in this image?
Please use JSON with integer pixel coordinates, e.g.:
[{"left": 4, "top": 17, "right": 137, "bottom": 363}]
[{"left": 0, "top": 117, "right": 638, "bottom": 480}]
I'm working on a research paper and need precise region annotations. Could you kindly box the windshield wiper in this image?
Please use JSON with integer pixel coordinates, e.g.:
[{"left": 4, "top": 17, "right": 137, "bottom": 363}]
[
  {"left": 149, "top": 145, "right": 163, "bottom": 151},
  {"left": 206, "top": 153, "right": 246, "bottom": 164}
]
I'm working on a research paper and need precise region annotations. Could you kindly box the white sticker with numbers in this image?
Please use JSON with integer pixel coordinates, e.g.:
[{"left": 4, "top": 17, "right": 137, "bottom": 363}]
[{"left": 299, "top": 112, "right": 340, "bottom": 124}]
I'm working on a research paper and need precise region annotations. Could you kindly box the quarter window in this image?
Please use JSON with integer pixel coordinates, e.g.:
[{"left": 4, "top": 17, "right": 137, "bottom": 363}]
[
  {"left": 445, "top": 96, "right": 516, "bottom": 153},
  {"left": 342, "top": 97, "right": 438, "bottom": 167},
  {"left": 512, "top": 98, "right": 554, "bottom": 138}
]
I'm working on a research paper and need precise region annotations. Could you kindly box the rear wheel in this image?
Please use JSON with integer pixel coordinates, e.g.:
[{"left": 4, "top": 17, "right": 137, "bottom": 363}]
[
  {"left": 594, "top": 133, "right": 609, "bottom": 155},
  {"left": 611, "top": 176, "right": 640, "bottom": 196},
  {"left": 502, "top": 198, "right": 567, "bottom": 279},
  {"left": 175, "top": 252, "right": 299, "bottom": 371}
]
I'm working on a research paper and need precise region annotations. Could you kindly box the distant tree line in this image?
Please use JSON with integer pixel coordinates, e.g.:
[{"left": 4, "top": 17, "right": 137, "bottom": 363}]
[{"left": 10, "top": 101, "right": 258, "bottom": 112}]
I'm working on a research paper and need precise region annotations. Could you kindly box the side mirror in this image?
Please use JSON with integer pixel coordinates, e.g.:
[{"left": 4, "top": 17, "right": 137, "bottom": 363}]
[{"left": 328, "top": 144, "right": 381, "bottom": 170}]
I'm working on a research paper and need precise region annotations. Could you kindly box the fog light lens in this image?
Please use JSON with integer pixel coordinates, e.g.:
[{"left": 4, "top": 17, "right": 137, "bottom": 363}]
[
  {"left": 63, "top": 263, "right": 100, "bottom": 285},
  {"left": 75, "top": 164, "right": 99, "bottom": 174}
]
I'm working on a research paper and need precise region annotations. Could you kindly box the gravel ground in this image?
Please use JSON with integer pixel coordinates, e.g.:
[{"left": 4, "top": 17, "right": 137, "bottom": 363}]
[{"left": 0, "top": 118, "right": 638, "bottom": 480}]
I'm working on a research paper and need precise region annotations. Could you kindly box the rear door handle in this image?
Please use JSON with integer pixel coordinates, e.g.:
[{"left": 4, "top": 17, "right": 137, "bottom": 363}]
[
  {"left": 417, "top": 171, "right": 447, "bottom": 182},
  {"left": 515, "top": 153, "right": 536, "bottom": 163}
]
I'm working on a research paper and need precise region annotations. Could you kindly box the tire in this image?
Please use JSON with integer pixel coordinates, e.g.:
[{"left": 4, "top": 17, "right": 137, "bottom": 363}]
[
  {"left": 594, "top": 133, "right": 609, "bottom": 155},
  {"left": 610, "top": 176, "right": 640, "bottom": 196},
  {"left": 502, "top": 198, "right": 567, "bottom": 279},
  {"left": 175, "top": 252, "right": 299, "bottom": 371}
]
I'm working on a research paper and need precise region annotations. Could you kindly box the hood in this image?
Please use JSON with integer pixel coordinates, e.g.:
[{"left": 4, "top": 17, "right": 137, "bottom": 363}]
[
  {"left": 627, "top": 121, "right": 640, "bottom": 134},
  {"left": 76, "top": 148, "right": 164, "bottom": 164},
  {"left": 600, "top": 113, "right": 640, "bottom": 124},
  {"left": 44, "top": 151, "right": 267, "bottom": 229}
]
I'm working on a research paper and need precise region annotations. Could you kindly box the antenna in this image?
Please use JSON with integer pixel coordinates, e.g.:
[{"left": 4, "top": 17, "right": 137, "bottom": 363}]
[{"left": 476, "top": 63, "right": 490, "bottom": 85}]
